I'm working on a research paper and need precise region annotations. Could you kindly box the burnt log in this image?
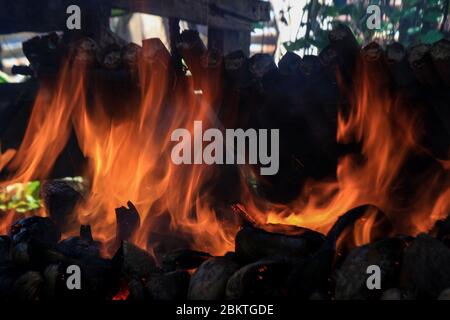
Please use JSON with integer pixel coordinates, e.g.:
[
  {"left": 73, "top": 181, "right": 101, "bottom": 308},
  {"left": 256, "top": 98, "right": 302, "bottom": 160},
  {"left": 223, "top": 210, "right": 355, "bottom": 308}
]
[
  {"left": 146, "top": 270, "right": 190, "bottom": 300},
  {"left": 235, "top": 224, "right": 324, "bottom": 262},
  {"left": 225, "top": 259, "right": 292, "bottom": 299},
  {"left": 188, "top": 256, "right": 240, "bottom": 300},
  {"left": 400, "top": 233, "right": 450, "bottom": 298}
]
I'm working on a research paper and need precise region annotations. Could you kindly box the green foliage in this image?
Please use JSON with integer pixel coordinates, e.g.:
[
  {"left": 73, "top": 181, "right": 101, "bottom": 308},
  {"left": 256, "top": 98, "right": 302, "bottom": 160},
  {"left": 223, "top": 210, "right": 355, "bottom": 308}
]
[
  {"left": 0, "top": 72, "right": 8, "bottom": 84},
  {"left": 0, "top": 181, "right": 41, "bottom": 213},
  {"left": 283, "top": 0, "right": 449, "bottom": 53}
]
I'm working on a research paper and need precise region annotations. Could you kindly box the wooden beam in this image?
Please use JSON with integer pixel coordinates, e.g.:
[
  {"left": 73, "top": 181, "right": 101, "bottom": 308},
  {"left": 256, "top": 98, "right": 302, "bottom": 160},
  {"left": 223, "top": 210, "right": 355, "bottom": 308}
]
[
  {"left": 0, "top": 0, "right": 270, "bottom": 34},
  {"left": 110, "top": 0, "right": 271, "bottom": 31},
  {"left": 208, "top": 28, "right": 251, "bottom": 56}
]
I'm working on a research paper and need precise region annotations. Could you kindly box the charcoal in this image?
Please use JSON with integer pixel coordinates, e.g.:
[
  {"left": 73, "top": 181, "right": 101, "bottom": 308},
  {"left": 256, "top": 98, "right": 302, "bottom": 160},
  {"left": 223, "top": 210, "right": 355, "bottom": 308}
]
[
  {"left": 334, "top": 238, "right": 406, "bottom": 300},
  {"left": 380, "top": 288, "right": 405, "bottom": 300},
  {"left": 430, "top": 212, "right": 450, "bottom": 246},
  {"left": 278, "top": 52, "right": 302, "bottom": 76},
  {"left": 115, "top": 201, "right": 141, "bottom": 243},
  {"left": 438, "top": 288, "right": 450, "bottom": 300},
  {"left": 41, "top": 264, "right": 61, "bottom": 299},
  {"left": 41, "top": 180, "right": 83, "bottom": 232},
  {"left": 225, "top": 259, "right": 292, "bottom": 299},
  {"left": 146, "top": 270, "right": 190, "bottom": 300},
  {"left": 287, "top": 249, "right": 334, "bottom": 299},
  {"left": 11, "top": 242, "right": 30, "bottom": 267},
  {"left": 188, "top": 257, "right": 240, "bottom": 300},
  {"left": 57, "top": 236, "right": 100, "bottom": 260},
  {"left": 128, "top": 278, "right": 146, "bottom": 300},
  {"left": 0, "top": 236, "right": 11, "bottom": 263},
  {"left": 112, "top": 241, "right": 156, "bottom": 280},
  {"left": 235, "top": 223, "right": 324, "bottom": 263},
  {"left": 161, "top": 249, "right": 212, "bottom": 271},
  {"left": 430, "top": 39, "right": 450, "bottom": 86},
  {"left": 0, "top": 263, "right": 23, "bottom": 299},
  {"left": 12, "top": 271, "right": 44, "bottom": 300},
  {"left": 307, "top": 291, "right": 327, "bottom": 300},
  {"left": 400, "top": 233, "right": 450, "bottom": 298},
  {"left": 9, "top": 216, "right": 60, "bottom": 245}
]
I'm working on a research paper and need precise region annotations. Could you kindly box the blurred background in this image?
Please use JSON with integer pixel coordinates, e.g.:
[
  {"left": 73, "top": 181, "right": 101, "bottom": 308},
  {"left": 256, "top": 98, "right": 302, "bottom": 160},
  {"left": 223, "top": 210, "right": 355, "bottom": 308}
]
[{"left": 1, "top": 0, "right": 450, "bottom": 83}]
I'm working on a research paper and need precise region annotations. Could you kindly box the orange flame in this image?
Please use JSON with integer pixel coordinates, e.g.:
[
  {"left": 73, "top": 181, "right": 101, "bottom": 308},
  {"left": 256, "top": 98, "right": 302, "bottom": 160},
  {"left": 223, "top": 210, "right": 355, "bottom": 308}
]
[
  {"left": 241, "top": 56, "right": 450, "bottom": 244},
  {"left": 0, "top": 42, "right": 449, "bottom": 255}
]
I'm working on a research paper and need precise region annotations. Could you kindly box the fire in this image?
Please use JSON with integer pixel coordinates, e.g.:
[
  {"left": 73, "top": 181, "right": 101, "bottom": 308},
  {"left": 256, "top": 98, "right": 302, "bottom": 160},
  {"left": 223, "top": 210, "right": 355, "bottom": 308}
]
[
  {"left": 0, "top": 38, "right": 449, "bottom": 256},
  {"left": 241, "top": 55, "right": 450, "bottom": 244}
]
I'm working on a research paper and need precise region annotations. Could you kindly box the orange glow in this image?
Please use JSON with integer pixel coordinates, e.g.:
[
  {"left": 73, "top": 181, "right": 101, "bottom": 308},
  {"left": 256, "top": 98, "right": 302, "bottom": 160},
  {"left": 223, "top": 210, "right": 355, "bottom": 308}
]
[
  {"left": 240, "top": 57, "right": 450, "bottom": 244},
  {"left": 0, "top": 41, "right": 449, "bottom": 255}
]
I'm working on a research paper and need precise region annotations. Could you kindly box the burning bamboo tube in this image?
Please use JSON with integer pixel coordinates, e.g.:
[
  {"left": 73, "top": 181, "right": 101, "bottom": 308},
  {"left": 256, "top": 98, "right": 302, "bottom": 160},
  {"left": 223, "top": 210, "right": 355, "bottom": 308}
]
[
  {"left": 142, "top": 38, "right": 172, "bottom": 73},
  {"left": 430, "top": 39, "right": 450, "bottom": 87},
  {"left": 178, "top": 30, "right": 207, "bottom": 89},
  {"left": 384, "top": 42, "right": 416, "bottom": 87},
  {"left": 362, "top": 42, "right": 390, "bottom": 86},
  {"left": 224, "top": 50, "right": 252, "bottom": 89},
  {"left": 122, "top": 43, "right": 142, "bottom": 70},
  {"left": 71, "top": 37, "right": 98, "bottom": 66},
  {"left": 328, "top": 23, "right": 360, "bottom": 83},
  {"left": 278, "top": 52, "right": 303, "bottom": 76},
  {"left": 408, "top": 43, "right": 441, "bottom": 87}
]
